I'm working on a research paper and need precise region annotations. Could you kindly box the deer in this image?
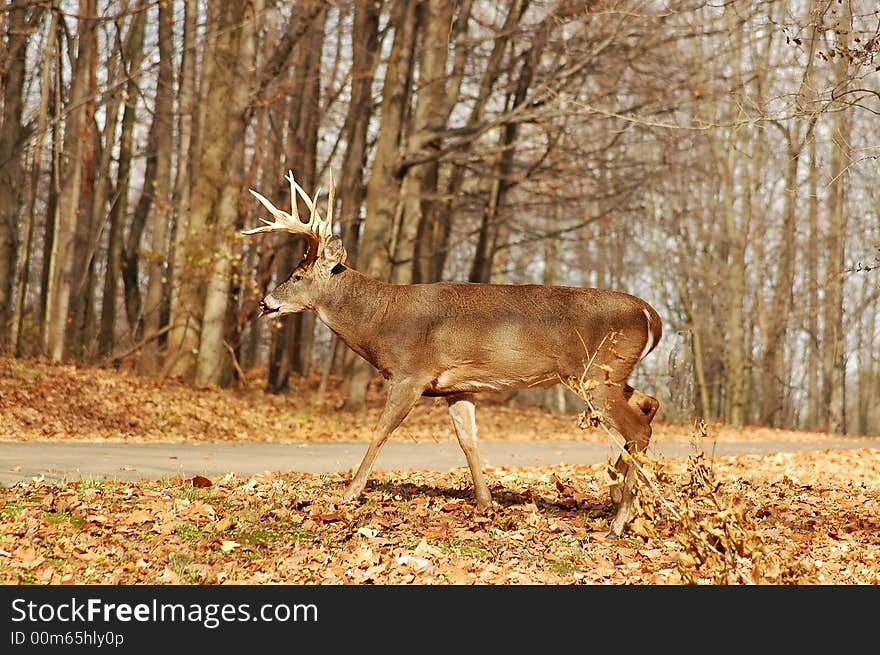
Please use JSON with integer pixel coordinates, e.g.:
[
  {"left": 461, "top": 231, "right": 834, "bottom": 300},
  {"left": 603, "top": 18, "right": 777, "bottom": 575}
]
[{"left": 243, "top": 171, "right": 662, "bottom": 537}]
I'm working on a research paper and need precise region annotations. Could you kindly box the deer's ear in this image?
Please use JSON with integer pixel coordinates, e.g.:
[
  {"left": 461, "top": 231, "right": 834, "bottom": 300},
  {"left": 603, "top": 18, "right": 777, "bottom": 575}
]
[
  {"left": 324, "top": 236, "right": 347, "bottom": 265},
  {"left": 317, "top": 236, "right": 347, "bottom": 277}
]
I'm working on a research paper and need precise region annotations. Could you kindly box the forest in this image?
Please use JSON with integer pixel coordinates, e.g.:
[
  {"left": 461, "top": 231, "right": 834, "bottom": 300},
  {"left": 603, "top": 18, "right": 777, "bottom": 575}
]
[{"left": 1, "top": 0, "right": 879, "bottom": 434}]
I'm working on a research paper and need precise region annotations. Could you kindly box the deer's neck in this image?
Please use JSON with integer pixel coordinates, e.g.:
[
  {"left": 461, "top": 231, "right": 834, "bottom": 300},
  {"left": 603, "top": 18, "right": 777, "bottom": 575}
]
[{"left": 312, "top": 268, "right": 393, "bottom": 367}]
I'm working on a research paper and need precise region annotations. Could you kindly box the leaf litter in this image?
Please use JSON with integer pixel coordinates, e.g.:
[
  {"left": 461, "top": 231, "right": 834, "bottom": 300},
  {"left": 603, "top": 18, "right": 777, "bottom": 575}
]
[{"left": 1, "top": 357, "right": 879, "bottom": 584}]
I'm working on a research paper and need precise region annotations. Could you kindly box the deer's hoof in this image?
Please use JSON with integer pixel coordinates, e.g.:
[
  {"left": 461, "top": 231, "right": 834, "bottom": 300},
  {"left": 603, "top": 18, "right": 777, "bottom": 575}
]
[{"left": 609, "top": 485, "right": 623, "bottom": 504}]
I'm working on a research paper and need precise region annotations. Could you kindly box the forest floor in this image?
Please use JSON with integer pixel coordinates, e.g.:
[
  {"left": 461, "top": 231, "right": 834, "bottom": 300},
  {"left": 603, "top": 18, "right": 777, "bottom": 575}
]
[{"left": 1, "top": 356, "right": 879, "bottom": 585}]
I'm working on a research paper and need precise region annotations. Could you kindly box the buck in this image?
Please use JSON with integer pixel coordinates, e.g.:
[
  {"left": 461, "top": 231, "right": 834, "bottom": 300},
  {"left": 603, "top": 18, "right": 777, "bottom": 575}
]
[{"left": 244, "top": 171, "right": 662, "bottom": 537}]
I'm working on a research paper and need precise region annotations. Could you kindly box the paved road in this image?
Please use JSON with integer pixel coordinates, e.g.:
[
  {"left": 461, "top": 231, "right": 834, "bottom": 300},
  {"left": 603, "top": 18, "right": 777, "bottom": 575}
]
[{"left": 2, "top": 438, "right": 880, "bottom": 486}]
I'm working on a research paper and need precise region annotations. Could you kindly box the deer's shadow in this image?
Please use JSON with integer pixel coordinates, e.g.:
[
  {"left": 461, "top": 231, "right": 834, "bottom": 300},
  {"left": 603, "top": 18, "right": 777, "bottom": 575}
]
[{"left": 360, "top": 480, "right": 615, "bottom": 517}]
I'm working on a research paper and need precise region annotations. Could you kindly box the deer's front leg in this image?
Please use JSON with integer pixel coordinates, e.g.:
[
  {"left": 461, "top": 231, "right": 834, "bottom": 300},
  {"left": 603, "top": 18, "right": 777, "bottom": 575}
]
[
  {"left": 446, "top": 394, "right": 492, "bottom": 510},
  {"left": 343, "top": 378, "right": 426, "bottom": 502}
]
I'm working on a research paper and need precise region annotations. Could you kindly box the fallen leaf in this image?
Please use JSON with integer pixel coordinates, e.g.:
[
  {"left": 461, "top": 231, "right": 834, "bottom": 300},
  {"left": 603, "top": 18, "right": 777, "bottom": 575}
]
[
  {"left": 314, "top": 512, "right": 345, "bottom": 523},
  {"left": 13, "top": 547, "right": 45, "bottom": 570},
  {"left": 423, "top": 525, "right": 448, "bottom": 539},
  {"left": 214, "top": 516, "right": 235, "bottom": 532},
  {"left": 125, "top": 509, "right": 154, "bottom": 524},
  {"left": 396, "top": 554, "right": 436, "bottom": 573}
]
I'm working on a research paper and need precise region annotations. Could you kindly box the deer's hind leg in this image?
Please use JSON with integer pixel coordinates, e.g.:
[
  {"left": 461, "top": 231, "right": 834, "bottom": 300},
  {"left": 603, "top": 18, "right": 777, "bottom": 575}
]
[
  {"left": 447, "top": 393, "right": 492, "bottom": 509},
  {"left": 596, "top": 385, "right": 657, "bottom": 538},
  {"left": 609, "top": 385, "right": 659, "bottom": 504}
]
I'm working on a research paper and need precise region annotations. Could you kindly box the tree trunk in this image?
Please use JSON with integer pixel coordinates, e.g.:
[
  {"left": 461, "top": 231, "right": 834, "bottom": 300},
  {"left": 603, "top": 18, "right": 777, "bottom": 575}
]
[
  {"left": 165, "top": 0, "right": 199, "bottom": 374},
  {"left": 166, "top": 0, "right": 246, "bottom": 382},
  {"left": 241, "top": 90, "right": 285, "bottom": 372},
  {"left": 122, "top": 95, "right": 164, "bottom": 338},
  {"left": 404, "top": 0, "right": 473, "bottom": 284},
  {"left": 97, "top": 7, "right": 146, "bottom": 358},
  {"left": 806, "top": 133, "right": 820, "bottom": 429},
  {"left": 720, "top": 151, "right": 748, "bottom": 426},
  {"left": 45, "top": 0, "right": 97, "bottom": 361},
  {"left": 357, "top": 0, "right": 418, "bottom": 282},
  {"left": 337, "top": 0, "right": 382, "bottom": 267},
  {"left": 691, "top": 326, "right": 711, "bottom": 421},
  {"left": 343, "top": 0, "right": 419, "bottom": 410},
  {"left": 39, "top": 51, "right": 62, "bottom": 353},
  {"left": 167, "top": 2, "right": 233, "bottom": 379},
  {"left": 11, "top": 8, "right": 57, "bottom": 356},
  {"left": 0, "top": 4, "right": 35, "bottom": 351},
  {"left": 716, "top": 15, "right": 749, "bottom": 426},
  {"left": 394, "top": 0, "right": 455, "bottom": 285},
  {"left": 229, "top": 4, "right": 269, "bottom": 376},
  {"left": 67, "top": 28, "right": 99, "bottom": 359},
  {"left": 333, "top": 0, "right": 382, "bottom": 398},
  {"left": 861, "top": 295, "right": 879, "bottom": 435},
  {"left": 437, "top": 0, "right": 524, "bottom": 282},
  {"left": 468, "top": 41, "right": 539, "bottom": 283},
  {"left": 86, "top": 7, "right": 127, "bottom": 361},
  {"left": 267, "top": 1, "right": 327, "bottom": 392},
  {"left": 757, "top": 133, "right": 799, "bottom": 427},
  {"left": 195, "top": 0, "right": 255, "bottom": 387},
  {"left": 822, "top": 9, "right": 851, "bottom": 434},
  {"left": 140, "top": 0, "right": 175, "bottom": 373}
]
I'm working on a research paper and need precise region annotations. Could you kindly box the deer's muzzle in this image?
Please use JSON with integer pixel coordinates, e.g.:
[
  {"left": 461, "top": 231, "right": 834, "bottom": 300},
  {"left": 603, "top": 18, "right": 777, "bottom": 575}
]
[{"left": 258, "top": 299, "right": 279, "bottom": 317}]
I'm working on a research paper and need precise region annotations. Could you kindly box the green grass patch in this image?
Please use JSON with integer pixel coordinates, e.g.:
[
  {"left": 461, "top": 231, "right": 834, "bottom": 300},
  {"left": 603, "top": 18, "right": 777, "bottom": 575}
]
[
  {"left": 168, "top": 552, "right": 195, "bottom": 579},
  {"left": 236, "top": 521, "right": 316, "bottom": 546},
  {"left": 548, "top": 559, "right": 579, "bottom": 575},
  {"left": 179, "top": 486, "right": 214, "bottom": 501},
  {"left": 174, "top": 522, "right": 206, "bottom": 543},
  {"left": 150, "top": 478, "right": 181, "bottom": 490},
  {"left": 8, "top": 360, "right": 42, "bottom": 384},
  {"left": 1, "top": 502, "right": 25, "bottom": 518},
  {"left": 43, "top": 511, "right": 86, "bottom": 528},
  {"left": 284, "top": 523, "right": 317, "bottom": 543},
  {"left": 435, "top": 538, "right": 489, "bottom": 560},
  {"left": 235, "top": 528, "right": 281, "bottom": 545}
]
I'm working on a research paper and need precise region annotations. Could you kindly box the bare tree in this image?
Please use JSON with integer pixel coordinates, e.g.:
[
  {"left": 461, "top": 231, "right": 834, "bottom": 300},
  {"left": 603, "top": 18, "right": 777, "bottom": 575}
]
[
  {"left": 265, "top": 0, "right": 328, "bottom": 393},
  {"left": 392, "top": 0, "right": 458, "bottom": 284},
  {"left": 9, "top": 6, "right": 56, "bottom": 356},
  {"left": 337, "top": 0, "right": 383, "bottom": 268},
  {"left": 343, "top": 0, "right": 420, "bottom": 410},
  {"left": 139, "top": 0, "right": 176, "bottom": 373},
  {"left": 822, "top": 1, "right": 853, "bottom": 434},
  {"left": 194, "top": 0, "right": 258, "bottom": 387},
  {"left": 1, "top": 2, "right": 45, "bottom": 352},
  {"left": 164, "top": 0, "right": 199, "bottom": 372},
  {"left": 45, "top": 0, "right": 97, "bottom": 360},
  {"left": 97, "top": 5, "right": 146, "bottom": 358}
]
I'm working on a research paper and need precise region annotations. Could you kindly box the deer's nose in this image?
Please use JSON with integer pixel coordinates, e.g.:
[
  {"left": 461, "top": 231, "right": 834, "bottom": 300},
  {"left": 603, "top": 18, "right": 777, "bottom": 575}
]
[{"left": 257, "top": 299, "right": 278, "bottom": 317}]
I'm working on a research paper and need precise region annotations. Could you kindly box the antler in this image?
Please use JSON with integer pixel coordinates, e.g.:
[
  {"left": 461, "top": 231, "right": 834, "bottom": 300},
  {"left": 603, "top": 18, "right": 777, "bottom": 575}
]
[{"left": 243, "top": 170, "right": 335, "bottom": 260}]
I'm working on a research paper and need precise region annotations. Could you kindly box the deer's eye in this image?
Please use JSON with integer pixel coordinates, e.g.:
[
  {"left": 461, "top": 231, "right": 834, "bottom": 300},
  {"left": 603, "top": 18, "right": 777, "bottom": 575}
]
[{"left": 292, "top": 274, "right": 303, "bottom": 283}]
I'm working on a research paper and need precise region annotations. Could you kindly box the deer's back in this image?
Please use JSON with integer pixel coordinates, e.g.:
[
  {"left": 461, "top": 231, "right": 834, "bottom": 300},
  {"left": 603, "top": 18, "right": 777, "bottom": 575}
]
[{"left": 374, "top": 282, "right": 659, "bottom": 396}]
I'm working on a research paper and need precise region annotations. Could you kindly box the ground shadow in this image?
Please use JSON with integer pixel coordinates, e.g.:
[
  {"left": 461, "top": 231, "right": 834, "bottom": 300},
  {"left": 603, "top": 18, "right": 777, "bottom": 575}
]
[{"left": 360, "top": 480, "right": 615, "bottom": 517}]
